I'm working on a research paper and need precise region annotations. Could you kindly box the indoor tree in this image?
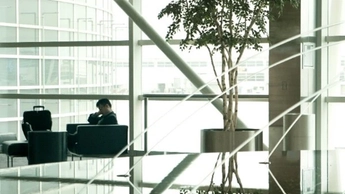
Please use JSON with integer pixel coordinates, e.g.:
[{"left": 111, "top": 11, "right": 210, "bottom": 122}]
[{"left": 158, "top": 0, "right": 299, "bottom": 193}]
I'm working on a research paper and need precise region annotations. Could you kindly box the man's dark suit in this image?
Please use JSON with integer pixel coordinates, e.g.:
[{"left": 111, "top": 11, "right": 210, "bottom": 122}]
[{"left": 87, "top": 111, "right": 118, "bottom": 125}]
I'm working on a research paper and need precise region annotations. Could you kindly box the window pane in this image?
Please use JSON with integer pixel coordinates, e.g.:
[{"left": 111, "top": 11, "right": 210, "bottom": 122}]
[
  {"left": 42, "top": 91, "right": 59, "bottom": 122},
  {"left": 147, "top": 100, "right": 267, "bottom": 152},
  {"left": 0, "top": 121, "right": 18, "bottom": 134},
  {"left": 0, "top": 0, "right": 16, "bottom": 23},
  {"left": 59, "top": 2, "right": 73, "bottom": 29},
  {"left": 87, "top": 7, "right": 96, "bottom": 33},
  {"left": 41, "top": 0, "right": 58, "bottom": 27},
  {"left": 0, "top": 58, "right": 17, "bottom": 86},
  {"left": 75, "top": 5, "right": 87, "bottom": 31},
  {"left": 87, "top": 0, "right": 96, "bottom": 6},
  {"left": 43, "top": 30, "right": 58, "bottom": 56},
  {"left": 0, "top": 26, "right": 16, "bottom": 54},
  {"left": 60, "top": 60, "right": 75, "bottom": 85},
  {"left": 43, "top": 59, "right": 59, "bottom": 85},
  {"left": 19, "top": 28, "right": 39, "bottom": 55},
  {"left": 60, "top": 99, "right": 75, "bottom": 114},
  {"left": 77, "top": 60, "right": 87, "bottom": 85},
  {"left": 19, "top": 59, "right": 39, "bottom": 86},
  {"left": 328, "top": 43, "right": 345, "bottom": 96},
  {"left": 60, "top": 116, "right": 74, "bottom": 131},
  {"left": 86, "top": 61, "right": 96, "bottom": 85},
  {"left": 0, "top": 99, "right": 17, "bottom": 118},
  {"left": 59, "top": 39, "right": 73, "bottom": 57},
  {"left": 142, "top": 45, "right": 269, "bottom": 95},
  {"left": 329, "top": 103, "right": 345, "bottom": 149},
  {"left": 328, "top": 103, "right": 345, "bottom": 193},
  {"left": 0, "top": 90, "right": 18, "bottom": 123},
  {"left": 19, "top": 0, "right": 38, "bottom": 25},
  {"left": 19, "top": 90, "right": 40, "bottom": 117},
  {"left": 141, "top": 0, "right": 186, "bottom": 39}
]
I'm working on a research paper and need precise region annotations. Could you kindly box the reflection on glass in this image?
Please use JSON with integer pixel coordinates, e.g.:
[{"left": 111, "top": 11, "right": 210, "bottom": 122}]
[
  {"left": 0, "top": 154, "right": 269, "bottom": 193},
  {"left": 42, "top": 163, "right": 59, "bottom": 190},
  {"left": 20, "top": 167, "right": 40, "bottom": 193}
]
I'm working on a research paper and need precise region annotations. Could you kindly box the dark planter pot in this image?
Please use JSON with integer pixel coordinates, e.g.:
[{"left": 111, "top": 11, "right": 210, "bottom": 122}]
[{"left": 200, "top": 128, "right": 263, "bottom": 153}]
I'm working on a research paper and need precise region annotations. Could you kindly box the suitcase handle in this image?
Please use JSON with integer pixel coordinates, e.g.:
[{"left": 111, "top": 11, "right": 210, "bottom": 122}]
[{"left": 33, "top": 106, "right": 45, "bottom": 110}]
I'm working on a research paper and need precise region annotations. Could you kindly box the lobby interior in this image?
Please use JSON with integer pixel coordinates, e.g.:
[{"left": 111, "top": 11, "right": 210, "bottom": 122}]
[{"left": 0, "top": 0, "right": 345, "bottom": 193}]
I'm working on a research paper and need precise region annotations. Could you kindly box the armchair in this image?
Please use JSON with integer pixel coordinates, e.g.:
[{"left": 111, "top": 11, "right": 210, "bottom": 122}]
[{"left": 66, "top": 124, "right": 128, "bottom": 160}]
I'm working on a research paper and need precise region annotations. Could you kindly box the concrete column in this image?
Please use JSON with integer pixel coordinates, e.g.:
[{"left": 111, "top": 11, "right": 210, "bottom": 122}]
[
  {"left": 268, "top": 3, "right": 302, "bottom": 194},
  {"left": 128, "top": 0, "right": 143, "bottom": 194},
  {"left": 314, "top": 0, "right": 329, "bottom": 193},
  {"left": 269, "top": 4, "right": 301, "bottom": 126}
]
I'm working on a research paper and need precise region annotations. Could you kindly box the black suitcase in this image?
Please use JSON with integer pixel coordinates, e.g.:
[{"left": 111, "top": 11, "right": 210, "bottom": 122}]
[{"left": 22, "top": 106, "right": 52, "bottom": 140}]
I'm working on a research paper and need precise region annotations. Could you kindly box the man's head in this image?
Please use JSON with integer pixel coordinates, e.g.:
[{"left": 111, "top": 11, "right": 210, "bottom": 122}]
[{"left": 96, "top": 98, "right": 112, "bottom": 115}]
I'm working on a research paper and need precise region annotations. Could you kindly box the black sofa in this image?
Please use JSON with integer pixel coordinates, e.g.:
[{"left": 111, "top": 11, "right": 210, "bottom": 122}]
[{"left": 66, "top": 124, "right": 128, "bottom": 160}]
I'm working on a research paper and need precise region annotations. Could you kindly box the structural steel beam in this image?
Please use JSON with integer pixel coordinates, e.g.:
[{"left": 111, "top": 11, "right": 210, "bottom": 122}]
[
  {"left": 0, "top": 94, "right": 128, "bottom": 100},
  {"left": 0, "top": 41, "right": 129, "bottom": 47}
]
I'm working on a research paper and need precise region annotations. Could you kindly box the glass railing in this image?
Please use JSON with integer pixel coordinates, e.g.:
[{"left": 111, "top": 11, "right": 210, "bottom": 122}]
[
  {"left": 109, "top": 20, "right": 345, "bottom": 194},
  {"left": 0, "top": 153, "right": 271, "bottom": 193},
  {"left": 1, "top": 45, "right": 345, "bottom": 194}
]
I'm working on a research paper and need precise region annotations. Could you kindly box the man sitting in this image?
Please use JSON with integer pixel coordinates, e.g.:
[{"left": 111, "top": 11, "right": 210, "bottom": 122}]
[
  {"left": 67, "top": 98, "right": 118, "bottom": 151},
  {"left": 87, "top": 98, "right": 118, "bottom": 125}
]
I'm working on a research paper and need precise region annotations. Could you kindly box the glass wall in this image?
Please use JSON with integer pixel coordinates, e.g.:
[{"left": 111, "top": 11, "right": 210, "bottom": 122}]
[
  {"left": 1, "top": 0, "right": 345, "bottom": 193},
  {"left": 142, "top": 45, "right": 269, "bottom": 95},
  {"left": 327, "top": 1, "right": 345, "bottom": 193},
  {"left": 0, "top": 0, "right": 129, "bottom": 137}
]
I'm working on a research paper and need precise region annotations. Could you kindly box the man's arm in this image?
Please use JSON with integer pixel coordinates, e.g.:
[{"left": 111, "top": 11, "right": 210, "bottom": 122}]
[{"left": 88, "top": 113, "right": 100, "bottom": 124}]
